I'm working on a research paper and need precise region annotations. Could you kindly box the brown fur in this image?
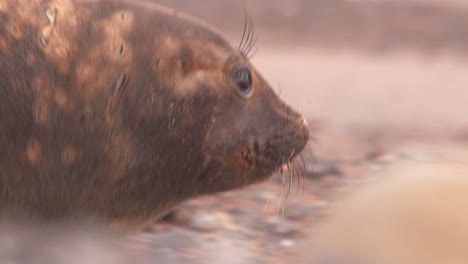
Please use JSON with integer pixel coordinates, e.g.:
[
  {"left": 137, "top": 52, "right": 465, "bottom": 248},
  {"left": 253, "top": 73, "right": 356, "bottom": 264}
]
[{"left": 0, "top": 0, "right": 309, "bottom": 228}]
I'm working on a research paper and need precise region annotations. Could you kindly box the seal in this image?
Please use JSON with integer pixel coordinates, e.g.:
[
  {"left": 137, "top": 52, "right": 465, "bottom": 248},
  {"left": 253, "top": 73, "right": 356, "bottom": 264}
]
[{"left": 0, "top": 0, "right": 310, "bottom": 228}]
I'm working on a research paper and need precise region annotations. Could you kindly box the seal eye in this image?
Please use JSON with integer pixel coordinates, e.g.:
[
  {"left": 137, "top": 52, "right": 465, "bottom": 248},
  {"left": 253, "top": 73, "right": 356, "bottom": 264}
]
[{"left": 233, "top": 67, "right": 253, "bottom": 97}]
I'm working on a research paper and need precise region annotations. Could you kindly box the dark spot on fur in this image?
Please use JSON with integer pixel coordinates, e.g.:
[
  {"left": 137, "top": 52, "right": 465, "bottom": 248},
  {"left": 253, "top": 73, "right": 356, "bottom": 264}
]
[
  {"left": 179, "top": 46, "right": 193, "bottom": 75},
  {"left": 79, "top": 115, "right": 85, "bottom": 125},
  {"left": 138, "top": 118, "right": 145, "bottom": 127}
]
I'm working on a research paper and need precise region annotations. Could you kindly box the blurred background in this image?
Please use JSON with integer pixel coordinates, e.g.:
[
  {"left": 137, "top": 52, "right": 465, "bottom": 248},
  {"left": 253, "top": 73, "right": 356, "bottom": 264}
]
[{"left": 139, "top": 0, "right": 468, "bottom": 263}]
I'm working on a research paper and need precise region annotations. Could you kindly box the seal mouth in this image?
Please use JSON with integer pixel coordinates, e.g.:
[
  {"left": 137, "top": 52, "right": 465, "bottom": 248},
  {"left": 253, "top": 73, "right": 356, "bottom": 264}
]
[
  {"left": 236, "top": 136, "right": 309, "bottom": 176},
  {"left": 260, "top": 117, "right": 311, "bottom": 171}
]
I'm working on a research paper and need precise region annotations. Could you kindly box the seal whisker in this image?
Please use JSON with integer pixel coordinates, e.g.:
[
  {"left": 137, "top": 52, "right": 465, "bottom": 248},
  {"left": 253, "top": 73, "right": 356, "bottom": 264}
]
[
  {"left": 298, "top": 154, "right": 308, "bottom": 196},
  {"left": 239, "top": 12, "right": 249, "bottom": 52},
  {"left": 277, "top": 173, "right": 285, "bottom": 217},
  {"left": 285, "top": 147, "right": 296, "bottom": 199},
  {"left": 281, "top": 197, "right": 286, "bottom": 220},
  {"left": 301, "top": 144, "right": 317, "bottom": 195},
  {"left": 245, "top": 15, "right": 253, "bottom": 51},
  {"left": 244, "top": 16, "right": 254, "bottom": 56},
  {"left": 240, "top": 16, "right": 250, "bottom": 55},
  {"left": 238, "top": 12, "right": 258, "bottom": 58},
  {"left": 263, "top": 198, "right": 271, "bottom": 212},
  {"left": 288, "top": 161, "right": 298, "bottom": 195},
  {"left": 246, "top": 20, "right": 258, "bottom": 58},
  {"left": 292, "top": 160, "right": 301, "bottom": 196},
  {"left": 246, "top": 30, "right": 259, "bottom": 58},
  {"left": 285, "top": 160, "right": 292, "bottom": 200}
]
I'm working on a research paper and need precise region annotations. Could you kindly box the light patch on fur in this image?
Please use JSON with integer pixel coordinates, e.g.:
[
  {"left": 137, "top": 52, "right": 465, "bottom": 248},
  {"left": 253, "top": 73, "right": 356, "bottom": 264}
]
[
  {"left": 3, "top": 0, "right": 40, "bottom": 40},
  {"left": 75, "top": 10, "right": 134, "bottom": 100},
  {"left": 26, "top": 140, "right": 41, "bottom": 165},
  {"left": 31, "top": 75, "right": 53, "bottom": 125},
  {"left": 5, "top": 21, "right": 24, "bottom": 39},
  {"left": 179, "top": 70, "right": 221, "bottom": 98},
  {"left": 76, "top": 63, "right": 96, "bottom": 82},
  {"left": 98, "top": 11, "right": 134, "bottom": 63},
  {"left": 155, "top": 36, "right": 226, "bottom": 98},
  {"left": 153, "top": 35, "right": 183, "bottom": 92},
  {"left": 62, "top": 145, "right": 77, "bottom": 165},
  {"left": 39, "top": 0, "right": 78, "bottom": 73},
  {"left": 155, "top": 36, "right": 180, "bottom": 69},
  {"left": 26, "top": 52, "right": 36, "bottom": 66},
  {"left": 33, "top": 97, "right": 50, "bottom": 125},
  {"left": 75, "top": 62, "right": 105, "bottom": 99},
  {"left": 54, "top": 89, "right": 69, "bottom": 109},
  {"left": 10, "top": 0, "right": 45, "bottom": 25}
]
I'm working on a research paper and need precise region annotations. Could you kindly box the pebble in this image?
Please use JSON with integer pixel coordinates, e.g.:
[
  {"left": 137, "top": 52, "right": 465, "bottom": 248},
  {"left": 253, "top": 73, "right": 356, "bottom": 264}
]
[
  {"left": 285, "top": 203, "right": 314, "bottom": 221},
  {"left": 256, "top": 191, "right": 277, "bottom": 203},
  {"left": 375, "top": 153, "right": 399, "bottom": 164},
  {"left": 312, "top": 200, "right": 329, "bottom": 209},
  {"left": 279, "top": 239, "right": 296, "bottom": 248},
  {"left": 273, "top": 222, "right": 300, "bottom": 237},
  {"left": 305, "top": 160, "right": 342, "bottom": 178},
  {"left": 189, "top": 212, "right": 234, "bottom": 233},
  {"left": 189, "top": 212, "right": 221, "bottom": 233},
  {"left": 265, "top": 216, "right": 301, "bottom": 237}
]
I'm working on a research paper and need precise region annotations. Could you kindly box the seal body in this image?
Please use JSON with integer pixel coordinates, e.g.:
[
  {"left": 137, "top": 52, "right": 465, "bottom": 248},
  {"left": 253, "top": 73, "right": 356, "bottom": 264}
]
[{"left": 0, "top": 0, "right": 310, "bottom": 227}]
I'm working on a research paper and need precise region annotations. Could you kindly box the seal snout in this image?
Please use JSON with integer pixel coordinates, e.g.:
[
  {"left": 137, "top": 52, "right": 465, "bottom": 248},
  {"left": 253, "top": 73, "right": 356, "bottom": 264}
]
[{"left": 263, "top": 114, "right": 310, "bottom": 167}]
